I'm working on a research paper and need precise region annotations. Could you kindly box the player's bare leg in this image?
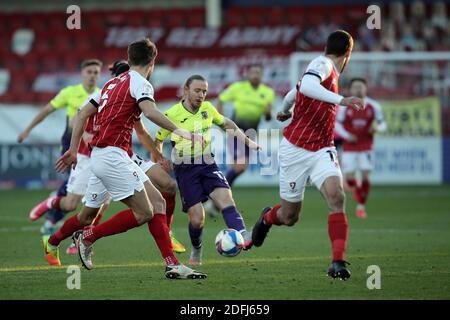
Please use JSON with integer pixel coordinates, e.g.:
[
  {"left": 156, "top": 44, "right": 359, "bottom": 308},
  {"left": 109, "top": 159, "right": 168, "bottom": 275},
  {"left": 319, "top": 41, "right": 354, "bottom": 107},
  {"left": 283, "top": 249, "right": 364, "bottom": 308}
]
[
  {"left": 320, "top": 176, "right": 351, "bottom": 280},
  {"left": 29, "top": 193, "right": 83, "bottom": 221},
  {"left": 187, "top": 202, "right": 205, "bottom": 266},
  {"left": 252, "top": 199, "right": 302, "bottom": 247},
  {"left": 209, "top": 187, "right": 252, "bottom": 249},
  {"left": 146, "top": 164, "right": 185, "bottom": 253}
]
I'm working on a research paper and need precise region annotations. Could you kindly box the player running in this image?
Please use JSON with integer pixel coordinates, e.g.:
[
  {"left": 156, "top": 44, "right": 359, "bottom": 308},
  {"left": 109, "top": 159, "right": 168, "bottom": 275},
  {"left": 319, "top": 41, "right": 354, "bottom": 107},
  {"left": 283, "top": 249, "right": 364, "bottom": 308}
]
[
  {"left": 251, "top": 30, "right": 364, "bottom": 280},
  {"left": 154, "top": 75, "right": 260, "bottom": 266},
  {"left": 55, "top": 38, "right": 204, "bottom": 279},
  {"left": 335, "top": 78, "right": 386, "bottom": 219},
  {"left": 18, "top": 59, "right": 102, "bottom": 236},
  {"left": 34, "top": 61, "right": 185, "bottom": 256},
  {"left": 204, "top": 65, "right": 274, "bottom": 217}
]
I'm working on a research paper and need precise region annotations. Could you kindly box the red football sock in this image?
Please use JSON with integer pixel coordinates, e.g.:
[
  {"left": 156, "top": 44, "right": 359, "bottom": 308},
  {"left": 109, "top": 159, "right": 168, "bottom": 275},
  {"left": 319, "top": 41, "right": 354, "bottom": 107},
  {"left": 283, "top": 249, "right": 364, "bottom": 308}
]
[
  {"left": 49, "top": 196, "right": 64, "bottom": 210},
  {"left": 83, "top": 209, "right": 139, "bottom": 244},
  {"left": 346, "top": 178, "right": 357, "bottom": 188},
  {"left": 358, "top": 179, "right": 370, "bottom": 205},
  {"left": 162, "top": 192, "right": 176, "bottom": 229},
  {"left": 91, "top": 212, "right": 103, "bottom": 226},
  {"left": 48, "top": 214, "right": 82, "bottom": 247},
  {"left": 263, "top": 204, "right": 282, "bottom": 226},
  {"left": 147, "top": 213, "right": 179, "bottom": 266},
  {"left": 328, "top": 212, "right": 348, "bottom": 261}
]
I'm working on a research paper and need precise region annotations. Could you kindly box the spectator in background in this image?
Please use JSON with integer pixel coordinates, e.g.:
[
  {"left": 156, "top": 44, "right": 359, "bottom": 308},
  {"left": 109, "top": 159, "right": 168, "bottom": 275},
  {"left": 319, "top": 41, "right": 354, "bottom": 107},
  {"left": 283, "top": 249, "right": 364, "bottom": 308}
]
[
  {"left": 431, "top": 1, "right": 448, "bottom": 32},
  {"left": 399, "top": 23, "right": 425, "bottom": 51},
  {"left": 378, "top": 22, "right": 397, "bottom": 51},
  {"left": 410, "top": 0, "right": 427, "bottom": 38},
  {"left": 358, "top": 23, "right": 377, "bottom": 51},
  {"left": 389, "top": 1, "right": 406, "bottom": 32}
]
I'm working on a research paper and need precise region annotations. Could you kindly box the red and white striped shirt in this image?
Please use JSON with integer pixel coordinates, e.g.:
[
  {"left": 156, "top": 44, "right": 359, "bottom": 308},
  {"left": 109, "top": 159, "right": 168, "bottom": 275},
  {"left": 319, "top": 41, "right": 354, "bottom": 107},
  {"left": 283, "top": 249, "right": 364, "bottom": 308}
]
[
  {"left": 89, "top": 70, "right": 154, "bottom": 153},
  {"left": 284, "top": 55, "right": 340, "bottom": 151}
]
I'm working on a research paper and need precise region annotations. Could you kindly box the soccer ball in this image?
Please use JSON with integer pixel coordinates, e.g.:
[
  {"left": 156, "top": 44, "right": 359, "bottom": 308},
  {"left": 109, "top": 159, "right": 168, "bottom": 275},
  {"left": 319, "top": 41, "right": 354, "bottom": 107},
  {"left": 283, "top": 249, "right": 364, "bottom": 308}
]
[{"left": 215, "top": 228, "right": 245, "bottom": 257}]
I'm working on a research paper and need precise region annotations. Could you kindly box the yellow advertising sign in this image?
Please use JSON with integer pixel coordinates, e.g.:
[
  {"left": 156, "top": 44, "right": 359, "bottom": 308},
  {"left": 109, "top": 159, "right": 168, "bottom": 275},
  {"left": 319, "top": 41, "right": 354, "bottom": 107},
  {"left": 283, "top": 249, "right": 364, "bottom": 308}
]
[{"left": 380, "top": 96, "right": 441, "bottom": 136}]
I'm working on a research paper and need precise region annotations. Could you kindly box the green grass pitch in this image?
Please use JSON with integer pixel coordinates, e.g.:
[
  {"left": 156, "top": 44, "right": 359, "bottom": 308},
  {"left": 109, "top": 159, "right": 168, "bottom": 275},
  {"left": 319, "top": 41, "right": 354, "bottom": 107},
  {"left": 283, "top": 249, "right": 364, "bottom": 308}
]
[{"left": 0, "top": 186, "right": 449, "bottom": 299}]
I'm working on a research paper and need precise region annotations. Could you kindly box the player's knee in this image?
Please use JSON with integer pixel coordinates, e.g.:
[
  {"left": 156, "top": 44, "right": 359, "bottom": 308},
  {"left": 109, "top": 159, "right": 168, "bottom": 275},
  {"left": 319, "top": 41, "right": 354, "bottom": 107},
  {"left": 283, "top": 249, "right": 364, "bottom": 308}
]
[
  {"left": 66, "top": 201, "right": 79, "bottom": 212},
  {"left": 190, "top": 216, "right": 204, "bottom": 229},
  {"left": 285, "top": 214, "right": 299, "bottom": 226},
  {"left": 328, "top": 190, "right": 345, "bottom": 211},
  {"left": 163, "top": 179, "right": 177, "bottom": 195},
  {"left": 281, "top": 210, "right": 299, "bottom": 226}
]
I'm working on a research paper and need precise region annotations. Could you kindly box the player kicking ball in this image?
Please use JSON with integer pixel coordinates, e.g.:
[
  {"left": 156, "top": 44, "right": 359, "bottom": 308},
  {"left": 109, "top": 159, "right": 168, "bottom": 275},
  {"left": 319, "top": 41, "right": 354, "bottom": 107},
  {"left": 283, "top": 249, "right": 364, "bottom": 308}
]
[
  {"left": 154, "top": 75, "right": 260, "bottom": 266},
  {"left": 335, "top": 78, "right": 386, "bottom": 219},
  {"left": 252, "top": 30, "right": 364, "bottom": 280},
  {"left": 56, "top": 38, "right": 204, "bottom": 279}
]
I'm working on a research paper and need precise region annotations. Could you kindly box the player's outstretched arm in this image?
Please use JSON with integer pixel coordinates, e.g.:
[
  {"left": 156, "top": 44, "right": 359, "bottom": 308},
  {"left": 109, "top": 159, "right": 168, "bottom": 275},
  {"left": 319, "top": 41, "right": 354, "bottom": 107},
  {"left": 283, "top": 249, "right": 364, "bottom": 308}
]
[
  {"left": 55, "top": 103, "right": 96, "bottom": 172},
  {"left": 299, "top": 74, "right": 344, "bottom": 105},
  {"left": 138, "top": 100, "right": 203, "bottom": 147},
  {"left": 221, "top": 118, "right": 261, "bottom": 151},
  {"left": 17, "top": 103, "right": 55, "bottom": 143},
  {"left": 277, "top": 88, "right": 297, "bottom": 122},
  {"left": 133, "top": 120, "right": 163, "bottom": 163}
]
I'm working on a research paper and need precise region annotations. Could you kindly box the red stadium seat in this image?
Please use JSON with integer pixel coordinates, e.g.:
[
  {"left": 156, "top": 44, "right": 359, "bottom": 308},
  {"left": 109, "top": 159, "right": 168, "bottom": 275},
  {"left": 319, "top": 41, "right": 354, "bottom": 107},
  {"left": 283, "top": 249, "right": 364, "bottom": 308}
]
[
  {"left": 226, "top": 8, "right": 245, "bottom": 27},
  {"left": 246, "top": 8, "right": 266, "bottom": 27},
  {"left": 186, "top": 9, "right": 205, "bottom": 27},
  {"left": 166, "top": 9, "right": 187, "bottom": 28},
  {"left": 286, "top": 7, "right": 304, "bottom": 26},
  {"left": 267, "top": 6, "right": 285, "bottom": 26}
]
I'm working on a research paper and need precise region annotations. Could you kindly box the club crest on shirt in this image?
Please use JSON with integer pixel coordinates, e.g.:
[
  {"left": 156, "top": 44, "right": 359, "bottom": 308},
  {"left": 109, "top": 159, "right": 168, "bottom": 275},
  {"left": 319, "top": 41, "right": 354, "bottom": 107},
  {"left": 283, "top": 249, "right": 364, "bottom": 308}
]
[
  {"left": 289, "top": 182, "right": 296, "bottom": 190},
  {"left": 201, "top": 111, "right": 208, "bottom": 119}
]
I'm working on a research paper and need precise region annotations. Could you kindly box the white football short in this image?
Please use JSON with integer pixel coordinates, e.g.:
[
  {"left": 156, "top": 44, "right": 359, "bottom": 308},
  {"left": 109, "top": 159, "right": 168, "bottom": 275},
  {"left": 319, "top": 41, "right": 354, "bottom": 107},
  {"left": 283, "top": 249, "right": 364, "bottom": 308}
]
[
  {"left": 279, "top": 138, "right": 342, "bottom": 202},
  {"left": 341, "top": 151, "right": 373, "bottom": 174},
  {"left": 85, "top": 146, "right": 149, "bottom": 208},
  {"left": 67, "top": 153, "right": 91, "bottom": 196},
  {"left": 131, "top": 153, "right": 156, "bottom": 173}
]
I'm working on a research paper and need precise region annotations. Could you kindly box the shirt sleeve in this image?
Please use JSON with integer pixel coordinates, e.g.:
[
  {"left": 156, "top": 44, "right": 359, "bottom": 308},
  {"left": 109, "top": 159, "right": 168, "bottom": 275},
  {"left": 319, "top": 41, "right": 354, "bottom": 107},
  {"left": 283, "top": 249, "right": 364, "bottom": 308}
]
[
  {"left": 130, "top": 74, "right": 155, "bottom": 103},
  {"left": 304, "top": 56, "right": 333, "bottom": 82},
  {"left": 49, "top": 87, "right": 69, "bottom": 109},
  {"left": 209, "top": 103, "right": 225, "bottom": 126},
  {"left": 218, "top": 83, "right": 238, "bottom": 103},
  {"left": 87, "top": 91, "right": 101, "bottom": 108},
  {"left": 299, "top": 74, "right": 343, "bottom": 105}
]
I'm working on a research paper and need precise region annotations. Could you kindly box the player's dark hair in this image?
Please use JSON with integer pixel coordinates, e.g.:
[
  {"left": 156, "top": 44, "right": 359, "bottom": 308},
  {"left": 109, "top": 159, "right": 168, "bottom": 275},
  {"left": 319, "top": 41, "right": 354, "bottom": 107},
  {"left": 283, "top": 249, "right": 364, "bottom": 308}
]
[
  {"left": 185, "top": 75, "right": 206, "bottom": 88},
  {"left": 81, "top": 59, "right": 102, "bottom": 70},
  {"left": 325, "top": 30, "right": 353, "bottom": 57},
  {"left": 247, "top": 63, "right": 263, "bottom": 71},
  {"left": 127, "top": 38, "right": 158, "bottom": 67},
  {"left": 349, "top": 77, "right": 367, "bottom": 87}
]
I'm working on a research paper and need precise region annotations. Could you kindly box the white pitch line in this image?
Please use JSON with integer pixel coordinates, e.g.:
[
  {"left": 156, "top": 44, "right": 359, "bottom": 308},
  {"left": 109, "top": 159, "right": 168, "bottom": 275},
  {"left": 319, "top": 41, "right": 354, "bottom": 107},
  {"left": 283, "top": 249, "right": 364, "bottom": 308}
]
[{"left": 1, "top": 252, "right": 449, "bottom": 273}]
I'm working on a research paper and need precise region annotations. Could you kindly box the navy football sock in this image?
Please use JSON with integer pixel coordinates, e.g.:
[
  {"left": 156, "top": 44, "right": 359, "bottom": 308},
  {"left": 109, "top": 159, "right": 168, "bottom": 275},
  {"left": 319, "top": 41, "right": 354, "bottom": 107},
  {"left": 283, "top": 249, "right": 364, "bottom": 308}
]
[
  {"left": 222, "top": 206, "right": 246, "bottom": 232},
  {"left": 188, "top": 222, "right": 203, "bottom": 248}
]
